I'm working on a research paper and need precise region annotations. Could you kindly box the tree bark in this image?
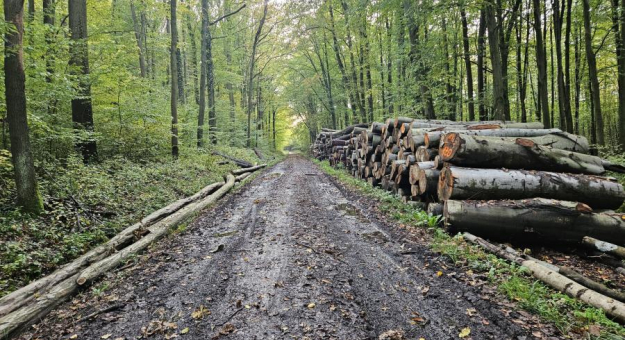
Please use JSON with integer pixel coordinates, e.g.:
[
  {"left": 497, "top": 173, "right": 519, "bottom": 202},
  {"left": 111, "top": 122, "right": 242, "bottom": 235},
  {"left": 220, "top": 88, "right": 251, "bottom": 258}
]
[
  {"left": 477, "top": 10, "right": 487, "bottom": 120},
  {"left": 130, "top": 0, "right": 147, "bottom": 78},
  {"left": 532, "top": 0, "right": 551, "bottom": 128},
  {"left": 460, "top": 8, "right": 475, "bottom": 121},
  {"left": 247, "top": 0, "right": 268, "bottom": 147},
  {"left": 439, "top": 166, "right": 625, "bottom": 209},
  {"left": 582, "top": 0, "right": 605, "bottom": 145},
  {"left": 197, "top": 0, "right": 208, "bottom": 147},
  {"left": 484, "top": 2, "right": 506, "bottom": 121},
  {"left": 614, "top": 0, "right": 625, "bottom": 150},
  {"left": 439, "top": 133, "right": 618, "bottom": 174},
  {"left": 463, "top": 232, "right": 625, "bottom": 323},
  {"left": 170, "top": 0, "right": 179, "bottom": 158},
  {"left": 582, "top": 236, "right": 625, "bottom": 259},
  {"left": 4, "top": 0, "right": 43, "bottom": 214},
  {"left": 69, "top": 0, "right": 97, "bottom": 162},
  {"left": 445, "top": 198, "right": 625, "bottom": 244},
  {"left": 425, "top": 128, "right": 563, "bottom": 148}
]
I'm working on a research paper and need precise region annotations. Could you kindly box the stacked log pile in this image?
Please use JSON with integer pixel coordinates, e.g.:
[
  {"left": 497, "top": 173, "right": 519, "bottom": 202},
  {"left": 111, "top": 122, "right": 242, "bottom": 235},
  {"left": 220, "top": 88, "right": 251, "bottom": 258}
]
[
  {"left": 313, "top": 118, "right": 625, "bottom": 321},
  {"left": 313, "top": 118, "right": 625, "bottom": 244}
]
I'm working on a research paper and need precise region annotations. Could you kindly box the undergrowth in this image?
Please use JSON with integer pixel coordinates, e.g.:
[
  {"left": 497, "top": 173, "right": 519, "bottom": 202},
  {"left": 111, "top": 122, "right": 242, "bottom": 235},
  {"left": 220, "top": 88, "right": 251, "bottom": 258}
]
[
  {"left": 0, "top": 146, "right": 279, "bottom": 297},
  {"left": 316, "top": 159, "right": 625, "bottom": 340}
]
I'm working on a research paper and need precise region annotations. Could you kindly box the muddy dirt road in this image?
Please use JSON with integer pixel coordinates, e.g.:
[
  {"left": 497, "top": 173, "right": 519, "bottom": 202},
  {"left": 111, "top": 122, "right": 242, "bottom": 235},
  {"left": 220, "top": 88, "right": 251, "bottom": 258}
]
[{"left": 21, "top": 155, "right": 548, "bottom": 340}]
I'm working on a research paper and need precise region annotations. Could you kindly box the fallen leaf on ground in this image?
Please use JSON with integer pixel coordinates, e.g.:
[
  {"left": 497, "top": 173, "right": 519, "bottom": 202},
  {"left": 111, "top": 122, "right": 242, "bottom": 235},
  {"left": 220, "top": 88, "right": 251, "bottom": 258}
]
[
  {"left": 436, "top": 271, "right": 443, "bottom": 277},
  {"left": 307, "top": 303, "right": 316, "bottom": 309},
  {"left": 219, "top": 323, "right": 236, "bottom": 335},
  {"left": 191, "top": 305, "right": 211, "bottom": 320},
  {"left": 180, "top": 328, "right": 189, "bottom": 335},
  {"left": 459, "top": 327, "right": 471, "bottom": 338},
  {"left": 101, "top": 335, "right": 112, "bottom": 339}
]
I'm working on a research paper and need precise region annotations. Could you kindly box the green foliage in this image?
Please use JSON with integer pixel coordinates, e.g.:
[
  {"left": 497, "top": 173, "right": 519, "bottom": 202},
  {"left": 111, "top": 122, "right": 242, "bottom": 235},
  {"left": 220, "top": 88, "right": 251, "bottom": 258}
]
[{"left": 0, "top": 146, "right": 268, "bottom": 296}]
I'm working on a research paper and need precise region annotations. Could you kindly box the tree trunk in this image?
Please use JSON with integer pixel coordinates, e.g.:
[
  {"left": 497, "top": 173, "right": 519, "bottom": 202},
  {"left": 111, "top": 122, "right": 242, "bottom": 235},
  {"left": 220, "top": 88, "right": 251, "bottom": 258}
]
[
  {"left": 4, "top": 0, "right": 43, "bottom": 214},
  {"left": 445, "top": 199, "right": 625, "bottom": 245},
  {"left": 477, "top": 10, "right": 487, "bottom": 120},
  {"left": 247, "top": 0, "right": 268, "bottom": 147},
  {"left": 197, "top": 0, "right": 208, "bottom": 147},
  {"left": 460, "top": 8, "right": 475, "bottom": 121},
  {"left": 43, "top": 0, "right": 55, "bottom": 85},
  {"left": 615, "top": 0, "right": 625, "bottom": 150},
  {"left": 170, "top": 0, "right": 179, "bottom": 158},
  {"left": 553, "top": 0, "right": 572, "bottom": 133},
  {"left": 485, "top": 2, "right": 506, "bottom": 121},
  {"left": 207, "top": 23, "right": 216, "bottom": 145},
  {"left": 328, "top": 1, "right": 358, "bottom": 123},
  {"left": 532, "top": 0, "right": 551, "bottom": 128},
  {"left": 582, "top": 0, "right": 605, "bottom": 145},
  {"left": 564, "top": 0, "right": 574, "bottom": 133},
  {"left": 130, "top": 0, "right": 147, "bottom": 78},
  {"left": 69, "top": 0, "right": 97, "bottom": 162},
  {"left": 439, "top": 133, "right": 618, "bottom": 174},
  {"left": 439, "top": 166, "right": 625, "bottom": 209}
]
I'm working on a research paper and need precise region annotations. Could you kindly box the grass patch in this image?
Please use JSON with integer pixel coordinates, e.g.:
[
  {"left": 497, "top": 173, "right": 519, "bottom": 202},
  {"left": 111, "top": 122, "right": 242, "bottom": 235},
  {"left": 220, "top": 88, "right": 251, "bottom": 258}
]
[
  {"left": 315, "top": 159, "right": 625, "bottom": 339},
  {"left": 0, "top": 146, "right": 281, "bottom": 297}
]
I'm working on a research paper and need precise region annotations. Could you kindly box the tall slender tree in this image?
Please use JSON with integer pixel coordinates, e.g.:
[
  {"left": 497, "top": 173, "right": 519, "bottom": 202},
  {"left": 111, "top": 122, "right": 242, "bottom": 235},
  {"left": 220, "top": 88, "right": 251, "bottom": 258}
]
[
  {"left": 170, "top": 0, "right": 179, "bottom": 158},
  {"left": 460, "top": 8, "right": 475, "bottom": 121},
  {"left": 4, "top": 0, "right": 44, "bottom": 214},
  {"left": 69, "top": 0, "right": 97, "bottom": 161},
  {"left": 532, "top": 0, "right": 551, "bottom": 128},
  {"left": 583, "top": 0, "right": 605, "bottom": 145}
]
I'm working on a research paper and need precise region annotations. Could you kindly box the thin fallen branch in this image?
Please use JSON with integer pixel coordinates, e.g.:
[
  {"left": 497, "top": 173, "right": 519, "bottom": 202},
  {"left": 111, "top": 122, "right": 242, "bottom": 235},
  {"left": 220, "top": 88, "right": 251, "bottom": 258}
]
[
  {"left": 582, "top": 236, "right": 625, "bottom": 260},
  {"left": 463, "top": 233, "right": 625, "bottom": 323},
  {"left": 231, "top": 164, "right": 266, "bottom": 176},
  {"left": 212, "top": 151, "right": 253, "bottom": 168}
]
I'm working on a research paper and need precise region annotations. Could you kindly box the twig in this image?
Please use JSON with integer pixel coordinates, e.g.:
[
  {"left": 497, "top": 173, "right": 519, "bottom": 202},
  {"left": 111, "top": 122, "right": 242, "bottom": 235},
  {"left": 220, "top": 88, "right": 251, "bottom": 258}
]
[
  {"left": 77, "top": 303, "right": 125, "bottom": 323},
  {"left": 214, "top": 308, "right": 243, "bottom": 327}
]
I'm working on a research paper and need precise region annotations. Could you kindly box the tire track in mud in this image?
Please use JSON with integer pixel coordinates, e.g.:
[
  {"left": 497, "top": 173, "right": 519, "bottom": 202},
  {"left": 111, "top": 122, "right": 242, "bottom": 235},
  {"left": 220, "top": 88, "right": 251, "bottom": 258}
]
[{"left": 19, "top": 155, "right": 549, "bottom": 340}]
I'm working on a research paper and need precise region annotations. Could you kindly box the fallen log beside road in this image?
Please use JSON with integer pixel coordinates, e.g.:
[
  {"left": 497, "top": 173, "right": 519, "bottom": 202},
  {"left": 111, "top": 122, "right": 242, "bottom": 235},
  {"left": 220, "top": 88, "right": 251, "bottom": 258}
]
[
  {"left": 0, "top": 166, "right": 266, "bottom": 340},
  {"left": 463, "top": 233, "right": 625, "bottom": 323},
  {"left": 582, "top": 236, "right": 625, "bottom": 260},
  {"left": 444, "top": 198, "right": 625, "bottom": 244}
]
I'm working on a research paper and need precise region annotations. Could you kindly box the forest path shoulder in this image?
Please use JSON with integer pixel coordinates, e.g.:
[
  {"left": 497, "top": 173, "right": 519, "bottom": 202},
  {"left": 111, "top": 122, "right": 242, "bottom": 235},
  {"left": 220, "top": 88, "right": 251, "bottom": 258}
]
[{"left": 19, "top": 155, "right": 552, "bottom": 340}]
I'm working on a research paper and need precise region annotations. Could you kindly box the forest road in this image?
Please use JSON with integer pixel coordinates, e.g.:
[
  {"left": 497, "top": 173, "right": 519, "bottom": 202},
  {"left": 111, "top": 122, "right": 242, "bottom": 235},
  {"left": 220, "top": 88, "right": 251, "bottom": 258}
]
[{"left": 24, "top": 155, "right": 545, "bottom": 340}]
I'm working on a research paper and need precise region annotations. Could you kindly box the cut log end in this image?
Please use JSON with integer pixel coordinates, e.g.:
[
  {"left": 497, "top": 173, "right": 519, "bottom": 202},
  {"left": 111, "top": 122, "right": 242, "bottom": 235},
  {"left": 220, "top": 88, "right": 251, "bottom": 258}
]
[{"left": 439, "top": 132, "right": 461, "bottom": 161}]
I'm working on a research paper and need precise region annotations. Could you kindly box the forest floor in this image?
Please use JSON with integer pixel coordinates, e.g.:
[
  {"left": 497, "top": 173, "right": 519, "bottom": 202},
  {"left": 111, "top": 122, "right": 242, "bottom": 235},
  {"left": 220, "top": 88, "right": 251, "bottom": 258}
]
[{"left": 17, "top": 154, "right": 564, "bottom": 340}]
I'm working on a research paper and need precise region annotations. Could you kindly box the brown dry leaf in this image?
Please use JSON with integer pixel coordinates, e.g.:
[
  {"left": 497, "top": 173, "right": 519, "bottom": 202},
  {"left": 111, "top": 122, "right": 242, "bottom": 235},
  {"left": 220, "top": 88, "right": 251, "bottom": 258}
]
[
  {"left": 459, "top": 327, "right": 471, "bottom": 338},
  {"left": 588, "top": 325, "right": 601, "bottom": 336},
  {"left": 191, "top": 305, "right": 211, "bottom": 320},
  {"left": 219, "top": 323, "right": 236, "bottom": 335},
  {"left": 466, "top": 308, "right": 477, "bottom": 317}
]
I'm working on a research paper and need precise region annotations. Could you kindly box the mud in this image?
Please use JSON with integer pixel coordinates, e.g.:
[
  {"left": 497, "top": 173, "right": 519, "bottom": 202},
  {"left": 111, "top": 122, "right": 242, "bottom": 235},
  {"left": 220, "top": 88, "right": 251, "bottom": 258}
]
[{"left": 19, "top": 155, "right": 552, "bottom": 340}]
